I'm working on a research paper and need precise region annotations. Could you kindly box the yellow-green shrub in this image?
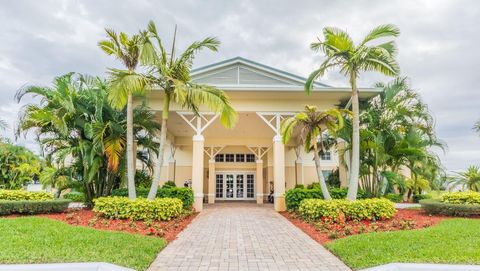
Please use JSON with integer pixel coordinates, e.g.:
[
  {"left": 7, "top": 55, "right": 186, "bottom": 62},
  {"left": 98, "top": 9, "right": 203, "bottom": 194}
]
[
  {"left": 299, "top": 198, "right": 396, "bottom": 221},
  {"left": 441, "top": 191, "right": 480, "bottom": 205},
  {"left": 93, "top": 197, "right": 183, "bottom": 221},
  {"left": 0, "top": 190, "right": 53, "bottom": 201}
]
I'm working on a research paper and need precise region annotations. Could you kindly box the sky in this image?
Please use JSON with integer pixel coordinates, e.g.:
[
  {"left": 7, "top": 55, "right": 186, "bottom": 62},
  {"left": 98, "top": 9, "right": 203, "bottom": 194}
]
[{"left": 0, "top": 0, "right": 478, "bottom": 172}]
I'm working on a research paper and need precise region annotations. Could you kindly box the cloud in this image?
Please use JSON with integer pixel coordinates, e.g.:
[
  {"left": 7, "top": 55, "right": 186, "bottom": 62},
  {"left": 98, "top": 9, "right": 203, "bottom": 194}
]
[{"left": 0, "top": 0, "right": 478, "bottom": 171}]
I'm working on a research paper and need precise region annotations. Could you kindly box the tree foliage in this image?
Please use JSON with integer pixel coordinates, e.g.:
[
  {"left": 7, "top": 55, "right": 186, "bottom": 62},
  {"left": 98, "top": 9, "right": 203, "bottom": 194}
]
[
  {"left": 16, "top": 73, "right": 160, "bottom": 206},
  {"left": 0, "top": 140, "right": 43, "bottom": 189}
]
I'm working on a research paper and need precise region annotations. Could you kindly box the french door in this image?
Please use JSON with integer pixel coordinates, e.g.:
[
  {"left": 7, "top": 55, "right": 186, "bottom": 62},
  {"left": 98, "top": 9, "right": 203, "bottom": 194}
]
[{"left": 215, "top": 172, "right": 255, "bottom": 200}]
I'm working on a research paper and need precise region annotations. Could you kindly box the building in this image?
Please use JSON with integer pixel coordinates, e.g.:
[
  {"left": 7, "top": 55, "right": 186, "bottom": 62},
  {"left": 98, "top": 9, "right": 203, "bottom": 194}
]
[{"left": 145, "top": 57, "right": 380, "bottom": 212}]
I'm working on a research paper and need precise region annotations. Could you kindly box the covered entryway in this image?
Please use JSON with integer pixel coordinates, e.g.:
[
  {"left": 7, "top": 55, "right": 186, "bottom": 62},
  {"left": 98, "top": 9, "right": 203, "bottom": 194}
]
[{"left": 215, "top": 172, "right": 255, "bottom": 200}]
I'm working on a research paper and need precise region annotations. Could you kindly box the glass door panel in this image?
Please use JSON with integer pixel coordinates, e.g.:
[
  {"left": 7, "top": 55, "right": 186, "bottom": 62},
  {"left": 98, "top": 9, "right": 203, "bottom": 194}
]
[
  {"left": 246, "top": 174, "right": 255, "bottom": 198},
  {"left": 236, "top": 174, "right": 244, "bottom": 198},
  {"left": 225, "top": 174, "right": 234, "bottom": 198},
  {"left": 215, "top": 174, "right": 224, "bottom": 198}
]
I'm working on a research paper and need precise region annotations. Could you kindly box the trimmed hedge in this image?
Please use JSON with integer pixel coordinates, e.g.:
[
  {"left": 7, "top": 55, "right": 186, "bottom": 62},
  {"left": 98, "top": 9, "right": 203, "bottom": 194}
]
[
  {"left": 63, "top": 192, "right": 85, "bottom": 202},
  {"left": 0, "top": 200, "right": 70, "bottom": 215},
  {"left": 111, "top": 187, "right": 193, "bottom": 209},
  {"left": 285, "top": 187, "right": 367, "bottom": 211},
  {"left": 299, "top": 198, "right": 396, "bottom": 221},
  {"left": 93, "top": 197, "right": 183, "bottom": 221},
  {"left": 413, "top": 193, "right": 432, "bottom": 203},
  {"left": 441, "top": 191, "right": 480, "bottom": 205},
  {"left": 0, "top": 190, "right": 53, "bottom": 201},
  {"left": 420, "top": 199, "right": 480, "bottom": 216}
]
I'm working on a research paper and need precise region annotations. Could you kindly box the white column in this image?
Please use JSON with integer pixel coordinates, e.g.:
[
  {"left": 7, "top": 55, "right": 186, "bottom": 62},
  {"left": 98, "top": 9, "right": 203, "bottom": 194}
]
[
  {"left": 273, "top": 135, "right": 286, "bottom": 211},
  {"left": 192, "top": 134, "right": 205, "bottom": 211},
  {"left": 295, "top": 158, "right": 304, "bottom": 186},
  {"left": 256, "top": 159, "right": 264, "bottom": 204},
  {"left": 208, "top": 159, "right": 216, "bottom": 204}
]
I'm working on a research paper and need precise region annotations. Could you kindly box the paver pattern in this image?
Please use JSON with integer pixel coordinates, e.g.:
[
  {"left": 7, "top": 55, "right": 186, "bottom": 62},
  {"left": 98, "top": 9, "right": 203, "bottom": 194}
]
[{"left": 148, "top": 202, "right": 350, "bottom": 271}]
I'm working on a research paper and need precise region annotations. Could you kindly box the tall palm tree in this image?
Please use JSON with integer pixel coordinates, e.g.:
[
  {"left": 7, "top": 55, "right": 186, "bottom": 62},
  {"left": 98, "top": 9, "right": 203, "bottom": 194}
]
[
  {"left": 141, "top": 21, "right": 237, "bottom": 199},
  {"left": 305, "top": 24, "right": 400, "bottom": 200},
  {"left": 0, "top": 119, "right": 7, "bottom": 131},
  {"left": 281, "top": 105, "right": 345, "bottom": 200},
  {"left": 449, "top": 166, "right": 480, "bottom": 192},
  {"left": 474, "top": 120, "right": 480, "bottom": 134},
  {"left": 17, "top": 73, "right": 160, "bottom": 206},
  {"left": 98, "top": 29, "right": 151, "bottom": 199}
]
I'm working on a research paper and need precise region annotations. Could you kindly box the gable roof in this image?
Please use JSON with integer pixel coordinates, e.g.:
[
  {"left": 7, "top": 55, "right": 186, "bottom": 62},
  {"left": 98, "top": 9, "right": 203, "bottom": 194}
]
[{"left": 191, "top": 56, "right": 331, "bottom": 89}]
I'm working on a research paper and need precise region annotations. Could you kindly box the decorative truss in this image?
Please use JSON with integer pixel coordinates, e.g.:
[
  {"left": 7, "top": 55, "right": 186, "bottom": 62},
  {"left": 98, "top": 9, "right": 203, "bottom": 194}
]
[
  {"left": 177, "top": 112, "right": 219, "bottom": 135},
  {"left": 246, "top": 146, "right": 271, "bottom": 160},
  {"left": 204, "top": 146, "right": 226, "bottom": 160},
  {"left": 256, "top": 112, "right": 295, "bottom": 135}
]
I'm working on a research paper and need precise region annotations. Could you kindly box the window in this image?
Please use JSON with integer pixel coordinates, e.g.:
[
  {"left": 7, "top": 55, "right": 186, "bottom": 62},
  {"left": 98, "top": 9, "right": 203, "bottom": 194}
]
[
  {"left": 246, "top": 174, "right": 255, "bottom": 198},
  {"left": 246, "top": 154, "right": 256, "bottom": 162},
  {"left": 321, "top": 151, "right": 331, "bottom": 160},
  {"left": 322, "top": 170, "right": 333, "bottom": 180},
  {"left": 236, "top": 154, "right": 245, "bottom": 162},
  {"left": 215, "top": 154, "right": 224, "bottom": 162},
  {"left": 225, "top": 154, "right": 235, "bottom": 162}
]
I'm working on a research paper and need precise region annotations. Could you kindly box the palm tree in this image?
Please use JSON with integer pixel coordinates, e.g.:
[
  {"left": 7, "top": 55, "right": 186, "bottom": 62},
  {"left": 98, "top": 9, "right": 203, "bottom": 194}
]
[
  {"left": 17, "top": 73, "right": 160, "bottom": 206},
  {"left": 449, "top": 166, "right": 480, "bottom": 192},
  {"left": 141, "top": 21, "right": 237, "bottom": 199},
  {"left": 474, "top": 120, "right": 480, "bottom": 134},
  {"left": 0, "top": 119, "right": 7, "bottom": 131},
  {"left": 305, "top": 25, "right": 400, "bottom": 200},
  {"left": 98, "top": 29, "right": 150, "bottom": 199},
  {"left": 281, "top": 105, "right": 345, "bottom": 200}
]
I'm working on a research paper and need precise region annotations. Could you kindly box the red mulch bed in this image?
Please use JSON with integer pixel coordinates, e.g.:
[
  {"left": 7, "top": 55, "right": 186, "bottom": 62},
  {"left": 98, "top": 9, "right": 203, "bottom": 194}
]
[
  {"left": 281, "top": 209, "right": 446, "bottom": 245},
  {"left": 39, "top": 209, "right": 197, "bottom": 242}
]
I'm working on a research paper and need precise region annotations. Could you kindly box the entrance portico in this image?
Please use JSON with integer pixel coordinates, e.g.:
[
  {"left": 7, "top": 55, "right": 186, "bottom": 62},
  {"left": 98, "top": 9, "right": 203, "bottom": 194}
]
[{"left": 144, "top": 56, "right": 381, "bottom": 212}]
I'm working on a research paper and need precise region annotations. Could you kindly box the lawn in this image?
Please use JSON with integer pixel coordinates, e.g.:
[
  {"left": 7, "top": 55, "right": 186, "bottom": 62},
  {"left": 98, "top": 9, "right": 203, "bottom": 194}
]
[
  {"left": 326, "top": 218, "right": 480, "bottom": 270},
  {"left": 0, "top": 217, "right": 166, "bottom": 270}
]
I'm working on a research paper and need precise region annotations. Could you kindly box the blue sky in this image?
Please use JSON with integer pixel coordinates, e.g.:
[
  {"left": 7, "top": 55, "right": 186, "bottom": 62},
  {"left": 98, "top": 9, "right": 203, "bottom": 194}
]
[{"left": 0, "top": 0, "right": 478, "bottom": 171}]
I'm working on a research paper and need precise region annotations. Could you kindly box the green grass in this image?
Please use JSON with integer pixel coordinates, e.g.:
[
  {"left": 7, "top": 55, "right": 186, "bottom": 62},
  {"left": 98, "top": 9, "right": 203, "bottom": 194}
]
[
  {"left": 326, "top": 219, "right": 480, "bottom": 270},
  {"left": 0, "top": 217, "right": 166, "bottom": 270}
]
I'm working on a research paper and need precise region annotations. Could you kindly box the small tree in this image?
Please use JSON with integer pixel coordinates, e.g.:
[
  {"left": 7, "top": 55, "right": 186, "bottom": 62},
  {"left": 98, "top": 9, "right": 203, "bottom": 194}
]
[
  {"left": 281, "top": 105, "right": 346, "bottom": 200},
  {"left": 449, "top": 166, "right": 480, "bottom": 192}
]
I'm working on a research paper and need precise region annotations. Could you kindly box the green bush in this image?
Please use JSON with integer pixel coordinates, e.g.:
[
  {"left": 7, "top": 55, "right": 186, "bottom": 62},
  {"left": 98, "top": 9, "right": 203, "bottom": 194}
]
[
  {"left": 63, "top": 192, "right": 85, "bottom": 202},
  {"left": 413, "top": 193, "right": 432, "bottom": 203},
  {"left": 285, "top": 187, "right": 367, "bottom": 211},
  {"left": 294, "top": 184, "right": 305, "bottom": 189},
  {"left": 93, "top": 197, "right": 183, "bottom": 221},
  {"left": 384, "top": 193, "right": 403, "bottom": 203},
  {"left": 441, "top": 191, "right": 480, "bottom": 205},
  {"left": 0, "top": 199, "right": 70, "bottom": 215},
  {"left": 420, "top": 199, "right": 480, "bottom": 216},
  {"left": 285, "top": 188, "right": 322, "bottom": 211},
  {"left": 162, "top": 181, "right": 176, "bottom": 188},
  {"left": 299, "top": 198, "right": 396, "bottom": 221},
  {"left": 111, "top": 187, "right": 193, "bottom": 209},
  {"left": 134, "top": 170, "right": 152, "bottom": 188},
  {"left": 0, "top": 190, "right": 53, "bottom": 201}
]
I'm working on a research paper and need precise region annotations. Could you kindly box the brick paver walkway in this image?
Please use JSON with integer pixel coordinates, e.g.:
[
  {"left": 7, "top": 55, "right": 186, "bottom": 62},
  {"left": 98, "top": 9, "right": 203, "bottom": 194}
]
[{"left": 148, "top": 202, "right": 350, "bottom": 271}]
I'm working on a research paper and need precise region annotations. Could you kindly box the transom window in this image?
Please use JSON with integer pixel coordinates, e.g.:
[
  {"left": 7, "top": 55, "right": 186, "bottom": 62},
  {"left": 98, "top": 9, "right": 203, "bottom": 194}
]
[{"left": 215, "top": 153, "right": 256, "bottom": 163}]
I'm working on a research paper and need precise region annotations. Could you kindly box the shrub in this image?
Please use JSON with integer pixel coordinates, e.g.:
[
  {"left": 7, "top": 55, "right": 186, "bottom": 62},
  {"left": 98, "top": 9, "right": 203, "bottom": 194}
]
[
  {"left": 162, "top": 181, "right": 176, "bottom": 188},
  {"left": 63, "top": 192, "right": 85, "bottom": 202},
  {"left": 413, "top": 194, "right": 432, "bottom": 203},
  {"left": 285, "top": 188, "right": 322, "bottom": 211},
  {"left": 299, "top": 198, "right": 396, "bottom": 221},
  {"left": 384, "top": 193, "right": 403, "bottom": 203},
  {"left": 285, "top": 187, "right": 367, "bottom": 211},
  {"left": 111, "top": 187, "right": 193, "bottom": 209},
  {"left": 93, "top": 197, "right": 183, "bottom": 221},
  {"left": 135, "top": 170, "right": 152, "bottom": 188},
  {"left": 294, "top": 184, "right": 305, "bottom": 189},
  {"left": 0, "top": 199, "right": 70, "bottom": 215},
  {"left": 420, "top": 199, "right": 480, "bottom": 216},
  {"left": 0, "top": 190, "right": 53, "bottom": 201},
  {"left": 441, "top": 191, "right": 480, "bottom": 205}
]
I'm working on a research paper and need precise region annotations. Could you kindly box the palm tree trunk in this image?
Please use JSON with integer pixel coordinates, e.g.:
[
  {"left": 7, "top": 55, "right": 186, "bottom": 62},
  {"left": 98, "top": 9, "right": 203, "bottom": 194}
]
[
  {"left": 347, "top": 74, "right": 360, "bottom": 201},
  {"left": 126, "top": 93, "right": 136, "bottom": 199},
  {"left": 148, "top": 97, "right": 170, "bottom": 200},
  {"left": 313, "top": 145, "right": 332, "bottom": 200}
]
